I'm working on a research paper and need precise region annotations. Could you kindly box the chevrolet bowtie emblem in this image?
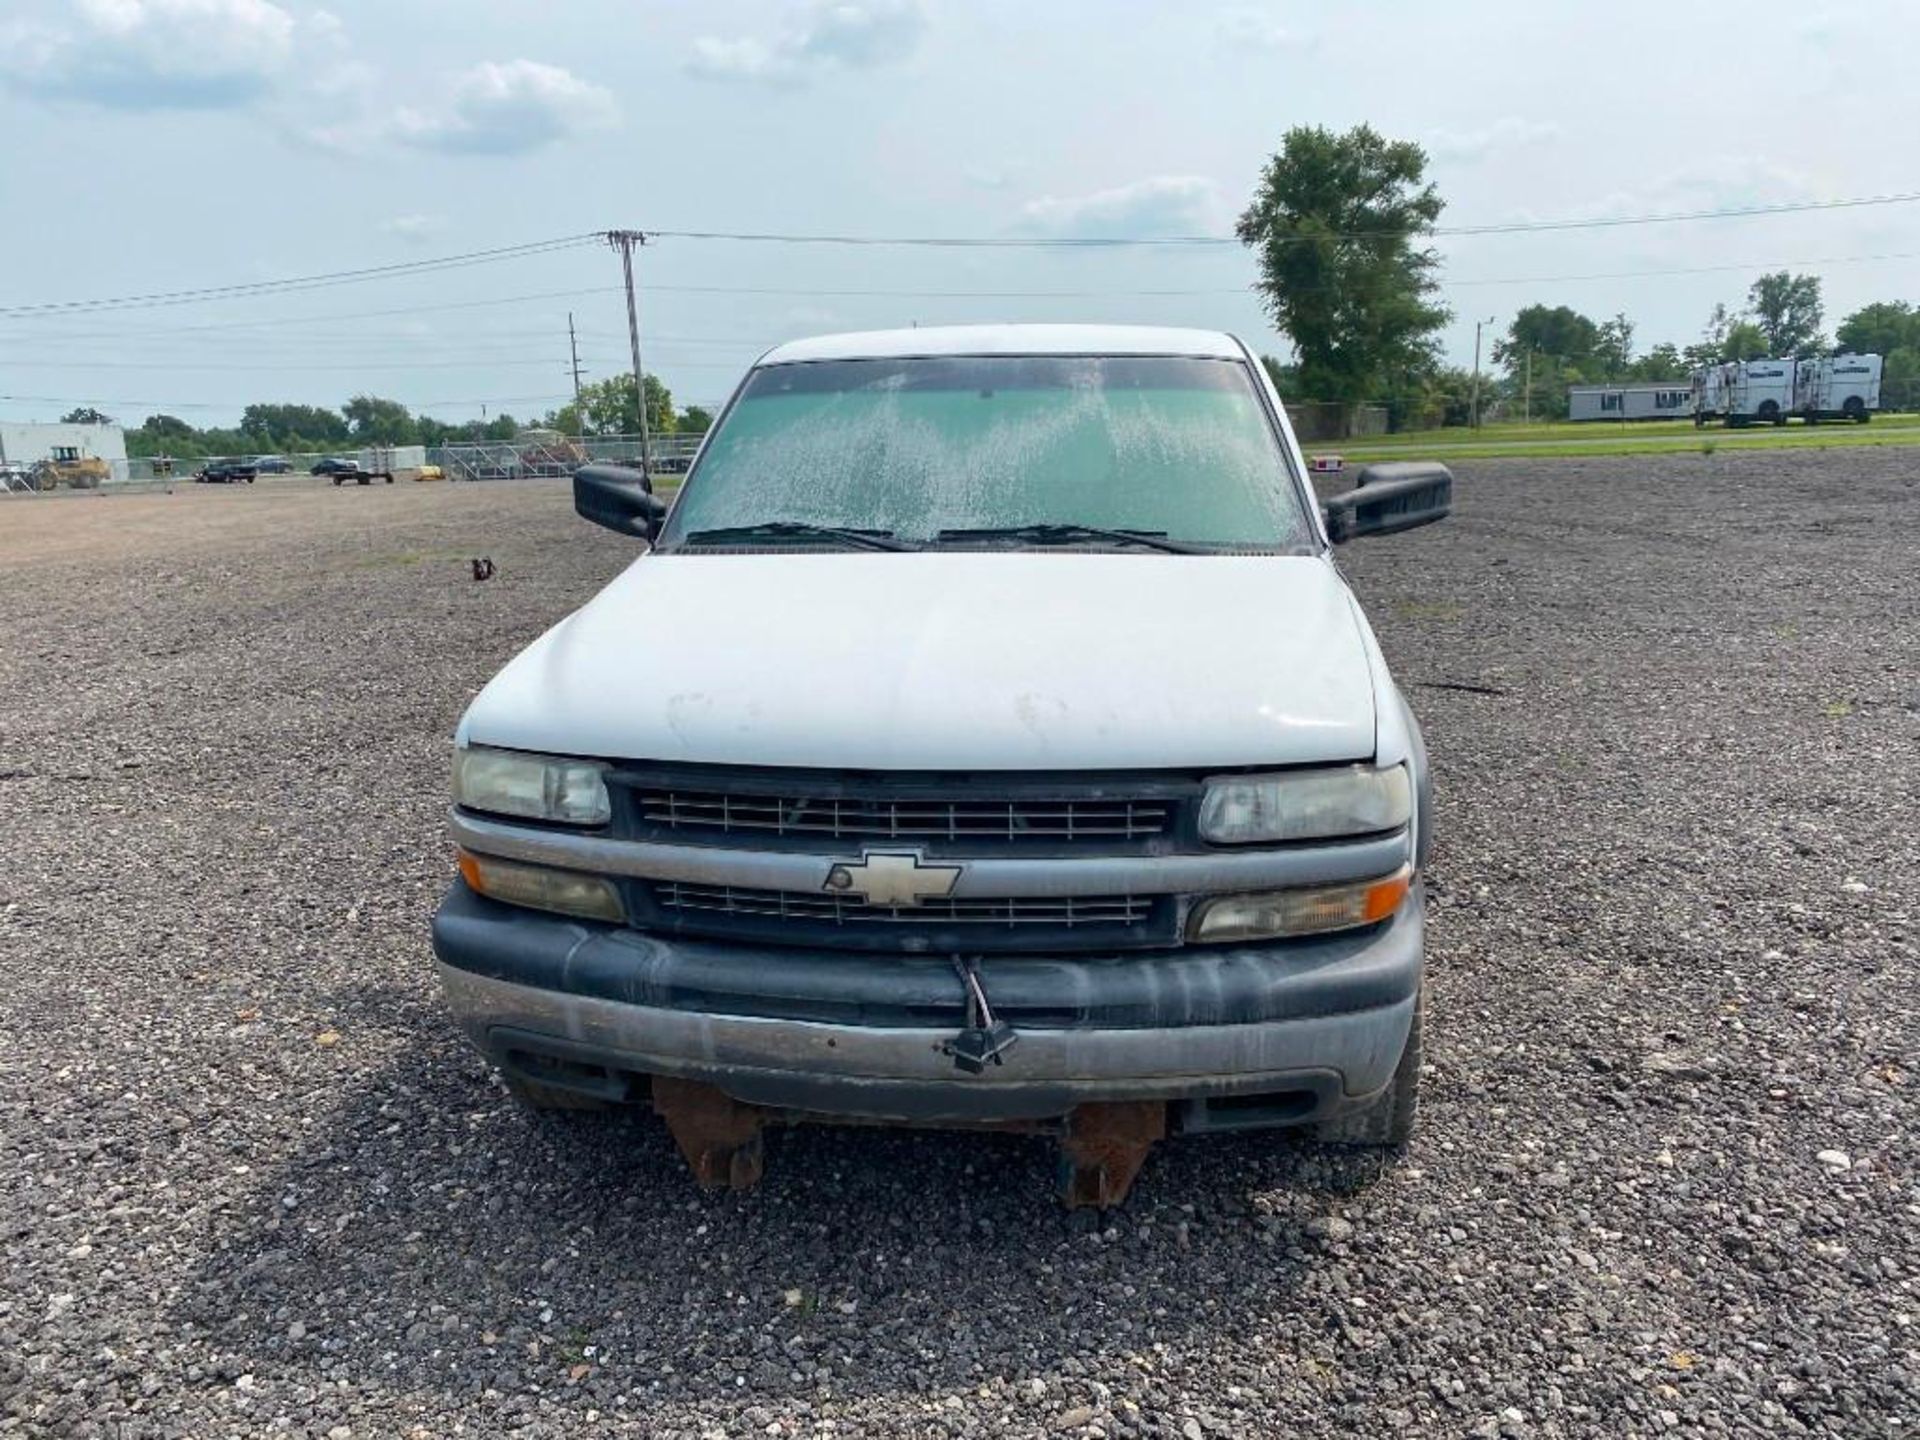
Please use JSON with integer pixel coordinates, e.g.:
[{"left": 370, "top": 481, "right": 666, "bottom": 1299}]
[{"left": 824, "top": 851, "right": 962, "bottom": 907}]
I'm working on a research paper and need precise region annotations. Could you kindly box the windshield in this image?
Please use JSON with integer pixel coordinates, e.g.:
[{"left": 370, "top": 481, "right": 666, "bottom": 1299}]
[{"left": 659, "top": 354, "right": 1314, "bottom": 552}]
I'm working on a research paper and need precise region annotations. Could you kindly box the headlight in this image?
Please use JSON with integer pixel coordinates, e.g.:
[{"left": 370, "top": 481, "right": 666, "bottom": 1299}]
[
  {"left": 453, "top": 746, "right": 610, "bottom": 826},
  {"left": 457, "top": 850, "right": 626, "bottom": 923},
  {"left": 1188, "top": 867, "right": 1410, "bottom": 943},
  {"left": 1199, "top": 765, "right": 1410, "bottom": 845}
]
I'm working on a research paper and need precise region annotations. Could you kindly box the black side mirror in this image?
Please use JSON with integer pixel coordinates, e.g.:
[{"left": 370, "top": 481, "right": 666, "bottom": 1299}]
[
  {"left": 574, "top": 463, "right": 667, "bottom": 540},
  {"left": 1322, "top": 461, "right": 1452, "bottom": 544}
]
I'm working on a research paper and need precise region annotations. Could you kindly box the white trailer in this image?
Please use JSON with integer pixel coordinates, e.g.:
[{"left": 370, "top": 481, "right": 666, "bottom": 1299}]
[
  {"left": 1794, "top": 354, "right": 1882, "bottom": 423},
  {"left": 1722, "top": 359, "right": 1795, "bottom": 426},
  {"left": 1693, "top": 364, "right": 1729, "bottom": 423},
  {"left": 356, "top": 444, "right": 427, "bottom": 480},
  {"left": 1566, "top": 383, "right": 1696, "bottom": 422}
]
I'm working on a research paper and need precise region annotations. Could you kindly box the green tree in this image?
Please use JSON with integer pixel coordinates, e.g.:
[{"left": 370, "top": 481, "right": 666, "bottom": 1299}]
[
  {"left": 577, "top": 373, "right": 675, "bottom": 436},
  {"left": 1594, "top": 313, "right": 1634, "bottom": 379},
  {"left": 1493, "top": 305, "right": 1600, "bottom": 371},
  {"left": 139, "top": 414, "right": 195, "bottom": 441},
  {"left": 679, "top": 404, "right": 715, "bottom": 433},
  {"left": 1236, "top": 124, "right": 1447, "bottom": 429},
  {"left": 342, "top": 395, "right": 418, "bottom": 445},
  {"left": 60, "top": 406, "right": 113, "bottom": 425},
  {"left": 1723, "top": 320, "right": 1769, "bottom": 361},
  {"left": 1629, "top": 342, "right": 1685, "bottom": 380},
  {"left": 1682, "top": 303, "right": 1736, "bottom": 371},
  {"left": 1257, "top": 355, "right": 1301, "bottom": 393},
  {"left": 1834, "top": 300, "right": 1919, "bottom": 356},
  {"left": 1748, "top": 271, "right": 1823, "bottom": 355},
  {"left": 1884, "top": 346, "right": 1920, "bottom": 412},
  {"left": 240, "top": 403, "right": 349, "bottom": 447}
]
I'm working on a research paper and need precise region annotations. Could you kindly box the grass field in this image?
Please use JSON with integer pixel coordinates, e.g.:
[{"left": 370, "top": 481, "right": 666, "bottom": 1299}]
[{"left": 1331, "top": 412, "right": 1920, "bottom": 462}]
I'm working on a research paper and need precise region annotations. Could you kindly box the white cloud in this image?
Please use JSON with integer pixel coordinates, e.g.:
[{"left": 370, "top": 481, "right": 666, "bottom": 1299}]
[
  {"left": 1214, "top": 8, "right": 1299, "bottom": 50},
  {"left": 686, "top": 0, "right": 926, "bottom": 86},
  {"left": 1568, "top": 158, "right": 1820, "bottom": 224},
  {"left": 798, "top": 0, "right": 925, "bottom": 66},
  {"left": 0, "top": 0, "right": 298, "bottom": 109},
  {"left": 387, "top": 60, "right": 618, "bottom": 156},
  {"left": 684, "top": 35, "right": 799, "bottom": 86},
  {"left": 1020, "top": 175, "right": 1223, "bottom": 239},
  {"left": 1426, "top": 117, "right": 1561, "bottom": 164},
  {"left": 381, "top": 213, "right": 444, "bottom": 242}
]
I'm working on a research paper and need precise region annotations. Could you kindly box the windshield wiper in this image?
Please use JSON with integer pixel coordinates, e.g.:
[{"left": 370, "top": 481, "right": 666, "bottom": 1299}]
[
  {"left": 932, "top": 523, "right": 1201, "bottom": 555},
  {"left": 680, "top": 522, "right": 916, "bottom": 552}
]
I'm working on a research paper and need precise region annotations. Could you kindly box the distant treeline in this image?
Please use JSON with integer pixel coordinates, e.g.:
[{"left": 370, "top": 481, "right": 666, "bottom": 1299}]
[{"left": 66, "top": 374, "right": 715, "bottom": 460}]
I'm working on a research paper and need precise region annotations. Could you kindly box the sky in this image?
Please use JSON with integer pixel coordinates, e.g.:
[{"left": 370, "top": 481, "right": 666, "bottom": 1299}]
[{"left": 1, "top": 0, "right": 1916, "bottom": 428}]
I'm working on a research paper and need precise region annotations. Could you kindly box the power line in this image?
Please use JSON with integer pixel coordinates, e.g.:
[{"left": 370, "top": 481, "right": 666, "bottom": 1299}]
[
  {"left": 19, "top": 356, "right": 589, "bottom": 373},
  {"left": 1434, "top": 191, "right": 1920, "bottom": 236},
  {"left": 9, "top": 234, "right": 1918, "bottom": 344},
  {"left": 8, "top": 186, "right": 1913, "bottom": 324},
  {"left": 0, "top": 234, "right": 600, "bottom": 320},
  {"left": 638, "top": 192, "right": 1920, "bottom": 247},
  {"left": 1445, "top": 248, "right": 1920, "bottom": 287},
  {"left": 0, "top": 390, "right": 581, "bottom": 413},
  {"left": 0, "top": 285, "right": 626, "bottom": 334}
]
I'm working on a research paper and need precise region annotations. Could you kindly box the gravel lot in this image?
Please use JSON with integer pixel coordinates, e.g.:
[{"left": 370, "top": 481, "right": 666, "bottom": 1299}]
[{"left": 2, "top": 453, "right": 1916, "bottom": 1439}]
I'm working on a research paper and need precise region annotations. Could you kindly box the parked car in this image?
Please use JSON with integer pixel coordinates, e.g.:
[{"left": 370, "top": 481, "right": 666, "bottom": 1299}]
[
  {"left": 252, "top": 455, "right": 293, "bottom": 474},
  {"left": 194, "top": 459, "right": 257, "bottom": 484},
  {"left": 431, "top": 325, "right": 1451, "bottom": 1206},
  {"left": 310, "top": 456, "right": 360, "bottom": 476}
]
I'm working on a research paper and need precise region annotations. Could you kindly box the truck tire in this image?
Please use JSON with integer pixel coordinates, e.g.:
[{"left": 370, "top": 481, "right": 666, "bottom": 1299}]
[
  {"left": 504, "top": 1073, "right": 612, "bottom": 1113},
  {"left": 1757, "top": 400, "right": 1781, "bottom": 425},
  {"left": 1312, "top": 993, "right": 1422, "bottom": 1147},
  {"left": 1845, "top": 396, "right": 1868, "bottom": 423}
]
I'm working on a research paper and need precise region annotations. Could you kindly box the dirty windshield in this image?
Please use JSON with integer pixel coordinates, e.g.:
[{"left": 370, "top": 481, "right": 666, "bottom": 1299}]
[{"left": 660, "top": 355, "right": 1314, "bottom": 552}]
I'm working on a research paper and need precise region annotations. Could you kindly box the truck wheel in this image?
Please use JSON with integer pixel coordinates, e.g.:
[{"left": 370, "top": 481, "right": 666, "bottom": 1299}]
[
  {"left": 1845, "top": 397, "right": 1868, "bottom": 423},
  {"left": 1312, "top": 994, "right": 1422, "bottom": 1147},
  {"left": 504, "top": 1073, "right": 612, "bottom": 1113},
  {"left": 1757, "top": 400, "right": 1780, "bottom": 425},
  {"left": 333, "top": 476, "right": 343, "bottom": 486}
]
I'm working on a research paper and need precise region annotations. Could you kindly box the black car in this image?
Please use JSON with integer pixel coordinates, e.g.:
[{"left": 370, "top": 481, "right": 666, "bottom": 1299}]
[
  {"left": 252, "top": 455, "right": 293, "bottom": 474},
  {"left": 195, "top": 460, "right": 257, "bottom": 484},
  {"left": 310, "top": 456, "right": 360, "bottom": 476}
]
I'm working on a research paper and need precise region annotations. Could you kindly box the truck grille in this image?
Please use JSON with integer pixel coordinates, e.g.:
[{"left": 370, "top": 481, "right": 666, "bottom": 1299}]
[
  {"left": 632, "top": 788, "right": 1172, "bottom": 843},
  {"left": 654, "top": 882, "right": 1151, "bottom": 930}
]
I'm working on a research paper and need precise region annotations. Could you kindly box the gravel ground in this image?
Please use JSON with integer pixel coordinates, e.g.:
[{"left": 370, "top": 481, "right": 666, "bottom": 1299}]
[{"left": 2, "top": 454, "right": 1915, "bottom": 1439}]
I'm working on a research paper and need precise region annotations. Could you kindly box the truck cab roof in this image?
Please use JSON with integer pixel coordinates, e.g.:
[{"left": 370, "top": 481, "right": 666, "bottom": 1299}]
[{"left": 756, "top": 324, "right": 1247, "bottom": 366}]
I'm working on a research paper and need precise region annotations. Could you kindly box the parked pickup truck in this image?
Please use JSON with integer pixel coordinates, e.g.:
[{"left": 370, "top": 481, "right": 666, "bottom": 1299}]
[
  {"left": 194, "top": 459, "right": 257, "bottom": 485},
  {"left": 432, "top": 325, "right": 1450, "bottom": 1206}
]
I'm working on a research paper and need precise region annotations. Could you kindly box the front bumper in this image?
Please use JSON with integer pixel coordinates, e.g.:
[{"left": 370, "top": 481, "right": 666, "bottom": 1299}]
[{"left": 431, "top": 880, "right": 1423, "bottom": 1128}]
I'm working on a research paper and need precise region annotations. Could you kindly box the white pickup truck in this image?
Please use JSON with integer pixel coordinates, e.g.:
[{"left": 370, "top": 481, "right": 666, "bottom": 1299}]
[{"left": 432, "top": 325, "right": 1451, "bottom": 1205}]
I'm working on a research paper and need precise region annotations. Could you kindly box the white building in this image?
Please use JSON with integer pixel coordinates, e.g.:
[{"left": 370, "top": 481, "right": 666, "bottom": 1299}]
[{"left": 0, "top": 421, "right": 129, "bottom": 468}]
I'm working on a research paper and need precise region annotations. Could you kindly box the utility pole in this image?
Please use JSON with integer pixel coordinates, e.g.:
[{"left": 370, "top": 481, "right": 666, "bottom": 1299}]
[
  {"left": 1471, "top": 316, "right": 1495, "bottom": 430},
  {"left": 567, "top": 311, "right": 585, "bottom": 415},
  {"left": 1524, "top": 348, "right": 1534, "bottom": 426},
  {"left": 606, "top": 229, "right": 652, "bottom": 480}
]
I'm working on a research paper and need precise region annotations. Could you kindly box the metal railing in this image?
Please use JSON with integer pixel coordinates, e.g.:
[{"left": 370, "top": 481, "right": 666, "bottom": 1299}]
[{"left": 429, "top": 432, "right": 706, "bottom": 482}]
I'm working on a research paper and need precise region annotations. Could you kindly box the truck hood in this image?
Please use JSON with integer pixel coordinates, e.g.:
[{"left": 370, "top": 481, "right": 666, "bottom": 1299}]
[{"left": 461, "top": 552, "right": 1379, "bottom": 771}]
